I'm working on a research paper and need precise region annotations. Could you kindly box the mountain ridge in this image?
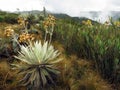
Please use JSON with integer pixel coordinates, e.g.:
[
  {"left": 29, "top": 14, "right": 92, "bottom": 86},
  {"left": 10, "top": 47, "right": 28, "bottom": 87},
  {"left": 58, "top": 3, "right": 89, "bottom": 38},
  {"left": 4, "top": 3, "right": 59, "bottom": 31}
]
[{"left": 17, "top": 10, "right": 120, "bottom": 22}]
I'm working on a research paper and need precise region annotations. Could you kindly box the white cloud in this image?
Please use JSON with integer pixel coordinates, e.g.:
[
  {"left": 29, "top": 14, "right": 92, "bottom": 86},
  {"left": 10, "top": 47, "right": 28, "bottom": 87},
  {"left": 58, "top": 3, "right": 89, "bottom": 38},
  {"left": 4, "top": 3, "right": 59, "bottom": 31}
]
[
  {"left": 44, "top": 0, "right": 106, "bottom": 16},
  {"left": 0, "top": 0, "right": 119, "bottom": 16},
  {"left": 0, "top": 0, "right": 44, "bottom": 11}
]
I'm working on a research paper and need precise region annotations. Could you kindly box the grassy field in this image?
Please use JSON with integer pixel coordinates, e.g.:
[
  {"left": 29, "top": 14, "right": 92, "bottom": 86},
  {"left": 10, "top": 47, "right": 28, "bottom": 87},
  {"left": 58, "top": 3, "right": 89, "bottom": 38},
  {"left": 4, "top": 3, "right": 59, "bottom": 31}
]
[{"left": 0, "top": 12, "right": 120, "bottom": 90}]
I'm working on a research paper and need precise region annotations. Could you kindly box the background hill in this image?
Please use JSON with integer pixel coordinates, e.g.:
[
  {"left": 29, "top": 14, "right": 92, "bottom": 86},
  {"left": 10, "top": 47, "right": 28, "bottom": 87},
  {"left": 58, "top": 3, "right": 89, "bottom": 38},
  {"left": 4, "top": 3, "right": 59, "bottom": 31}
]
[
  {"left": 18, "top": 10, "right": 120, "bottom": 22},
  {"left": 0, "top": 10, "right": 120, "bottom": 24}
]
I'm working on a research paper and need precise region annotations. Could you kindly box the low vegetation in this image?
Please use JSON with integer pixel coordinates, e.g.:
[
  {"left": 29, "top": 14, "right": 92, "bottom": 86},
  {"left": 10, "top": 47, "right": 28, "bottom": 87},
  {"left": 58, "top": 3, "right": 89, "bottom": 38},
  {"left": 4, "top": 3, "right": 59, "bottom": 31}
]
[{"left": 0, "top": 10, "right": 120, "bottom": 90}]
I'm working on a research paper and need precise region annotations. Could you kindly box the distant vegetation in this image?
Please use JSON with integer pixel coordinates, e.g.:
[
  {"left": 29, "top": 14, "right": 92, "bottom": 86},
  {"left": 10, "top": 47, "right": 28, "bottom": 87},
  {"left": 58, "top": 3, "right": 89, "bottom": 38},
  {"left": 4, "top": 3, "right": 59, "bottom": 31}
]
[{"left": 0, "top": 10, "right": 18, "bottom": 23}]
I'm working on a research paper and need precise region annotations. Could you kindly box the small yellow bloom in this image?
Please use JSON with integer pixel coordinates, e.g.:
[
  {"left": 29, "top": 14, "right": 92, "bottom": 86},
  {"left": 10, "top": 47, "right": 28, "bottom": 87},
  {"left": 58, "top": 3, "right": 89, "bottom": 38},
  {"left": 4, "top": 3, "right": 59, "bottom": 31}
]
[
  {"left": 4, "top": 26, "right": 14, "bottom": 37},
  {"left": 82, "top": 20, "right": 92, "bottom": 26},
  {"left": 114, "top": 21, "right": 120, "bottom": 27},
  {"left": 17, "top": 17, "right": 25, "bottom": 26},
  {"left": 19, "top": 33, "right": 35, "bottom": 43},
  {"left": 43, "top": 14, "right": 56, "bottom": 30},
  {"left": 86, "top": 20, "right": 92, "bottom": 26}
]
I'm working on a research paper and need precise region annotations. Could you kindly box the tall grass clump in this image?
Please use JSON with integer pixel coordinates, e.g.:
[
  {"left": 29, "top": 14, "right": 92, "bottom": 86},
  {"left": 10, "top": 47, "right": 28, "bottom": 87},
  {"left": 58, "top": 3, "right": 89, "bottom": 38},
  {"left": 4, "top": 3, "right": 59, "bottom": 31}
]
[
  {"left": 78, "top": 24, "right": 120, "bottom": 83},
  {"left": 54, "top": 19, "right": 120, "bottom": 84}
]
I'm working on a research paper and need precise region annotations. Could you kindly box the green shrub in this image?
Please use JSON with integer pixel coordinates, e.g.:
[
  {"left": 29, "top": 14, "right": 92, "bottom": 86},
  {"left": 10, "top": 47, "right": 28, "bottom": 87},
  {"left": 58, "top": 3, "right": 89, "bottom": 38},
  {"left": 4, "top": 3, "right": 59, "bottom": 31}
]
[
  {"left": 0, "top": 11, "right": 18, "bottom": 23},
  {"left": 4, "top": 14, "right": 18, "bottom": 24},
  {"left": 0, "top": 16, "right": 4, "bottom": 22}
]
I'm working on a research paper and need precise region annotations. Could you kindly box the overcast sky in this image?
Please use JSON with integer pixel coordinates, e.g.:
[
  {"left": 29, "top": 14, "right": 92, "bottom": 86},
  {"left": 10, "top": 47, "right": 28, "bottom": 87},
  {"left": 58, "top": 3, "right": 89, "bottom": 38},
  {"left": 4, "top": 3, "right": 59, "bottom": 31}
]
[{"left": 0, "top": 0, "right": 120, "bottom": 16}]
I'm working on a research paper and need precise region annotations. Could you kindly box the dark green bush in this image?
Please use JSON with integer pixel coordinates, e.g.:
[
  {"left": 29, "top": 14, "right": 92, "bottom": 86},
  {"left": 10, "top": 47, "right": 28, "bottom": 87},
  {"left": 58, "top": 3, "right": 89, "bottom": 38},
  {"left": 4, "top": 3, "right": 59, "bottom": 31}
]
[
  {"left": 0, "top": 16, "right": 4, "bottom": 22},
  {"left": 4, "top": 14, "right": 18, "bottom": 24},
  {"left": 0, "top": 11, "right": 18, "bottom": 23}
]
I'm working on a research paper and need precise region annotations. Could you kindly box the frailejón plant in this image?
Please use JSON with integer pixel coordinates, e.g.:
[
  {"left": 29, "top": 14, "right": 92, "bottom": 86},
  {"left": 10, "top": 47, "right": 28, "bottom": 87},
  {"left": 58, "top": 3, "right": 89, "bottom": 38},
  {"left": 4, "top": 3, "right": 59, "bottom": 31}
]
[{"left": 12, "top": 41, "right": 61, "bottom": 89}]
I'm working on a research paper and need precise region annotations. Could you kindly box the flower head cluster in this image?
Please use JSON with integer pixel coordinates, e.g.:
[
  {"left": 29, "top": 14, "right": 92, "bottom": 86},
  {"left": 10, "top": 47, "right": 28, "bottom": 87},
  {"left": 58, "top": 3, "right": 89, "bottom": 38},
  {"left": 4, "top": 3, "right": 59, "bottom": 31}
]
[
  {"left": 17, "top": 17, "right": 25, "bottom": 25},
  {"left": 4, "top": 26, "right": 14, "bottom": 37},
  {"left": 19, "top": 33, "right": 35, "bottom": 43},
  {"left": 114, "top": 21, "right": 120, "bottom": 27},
  {"left": 82, "top": 20, "right": 92, "bottom": 26},
  {"left": 43, "top": 15, "right": 56, "bottom": 29},
  {"left": 48, "top": 14, "right": 56, "bottom": 23}
]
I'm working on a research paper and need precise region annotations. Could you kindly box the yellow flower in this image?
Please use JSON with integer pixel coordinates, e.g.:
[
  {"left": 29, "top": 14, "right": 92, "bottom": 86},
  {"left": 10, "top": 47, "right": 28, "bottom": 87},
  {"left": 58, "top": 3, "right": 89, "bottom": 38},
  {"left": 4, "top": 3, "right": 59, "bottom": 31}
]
[
  {"left": 30, "top": 34, "right": 35, "bottom": 41},
  {"left": 4, "top": 26, "right": 14, "bottom": 37},
  {"left": 114, "top": 21, "right": 120, "bottom": 27},
  {"left": 17, "top": 17, "right": 25, "bottom": 26},
  {"left": 86, "top": 20, "right": 92, "bottom": 26},
  {"left": 19, "top": 33, "right": 35, "bottom": 43},
  {"left": 82, "top": 20, "right": 92, "bottom": 26},
  {"left": 43, "top": 14, "right": 56, "bottom": 29}
]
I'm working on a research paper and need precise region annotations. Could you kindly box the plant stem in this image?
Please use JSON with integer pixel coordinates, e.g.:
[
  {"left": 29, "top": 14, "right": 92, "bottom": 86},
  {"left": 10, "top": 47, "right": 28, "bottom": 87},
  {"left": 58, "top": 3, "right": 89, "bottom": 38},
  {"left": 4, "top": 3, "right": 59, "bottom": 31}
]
[
  {"left": 49, "top": 24, "right": 54, "bottom": 44},
  {"left": 44, "top": 29, "right": 48, "bottom": 42},
  {"left": 49, "top": 33, "right": 52, "bottom": 44}
]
